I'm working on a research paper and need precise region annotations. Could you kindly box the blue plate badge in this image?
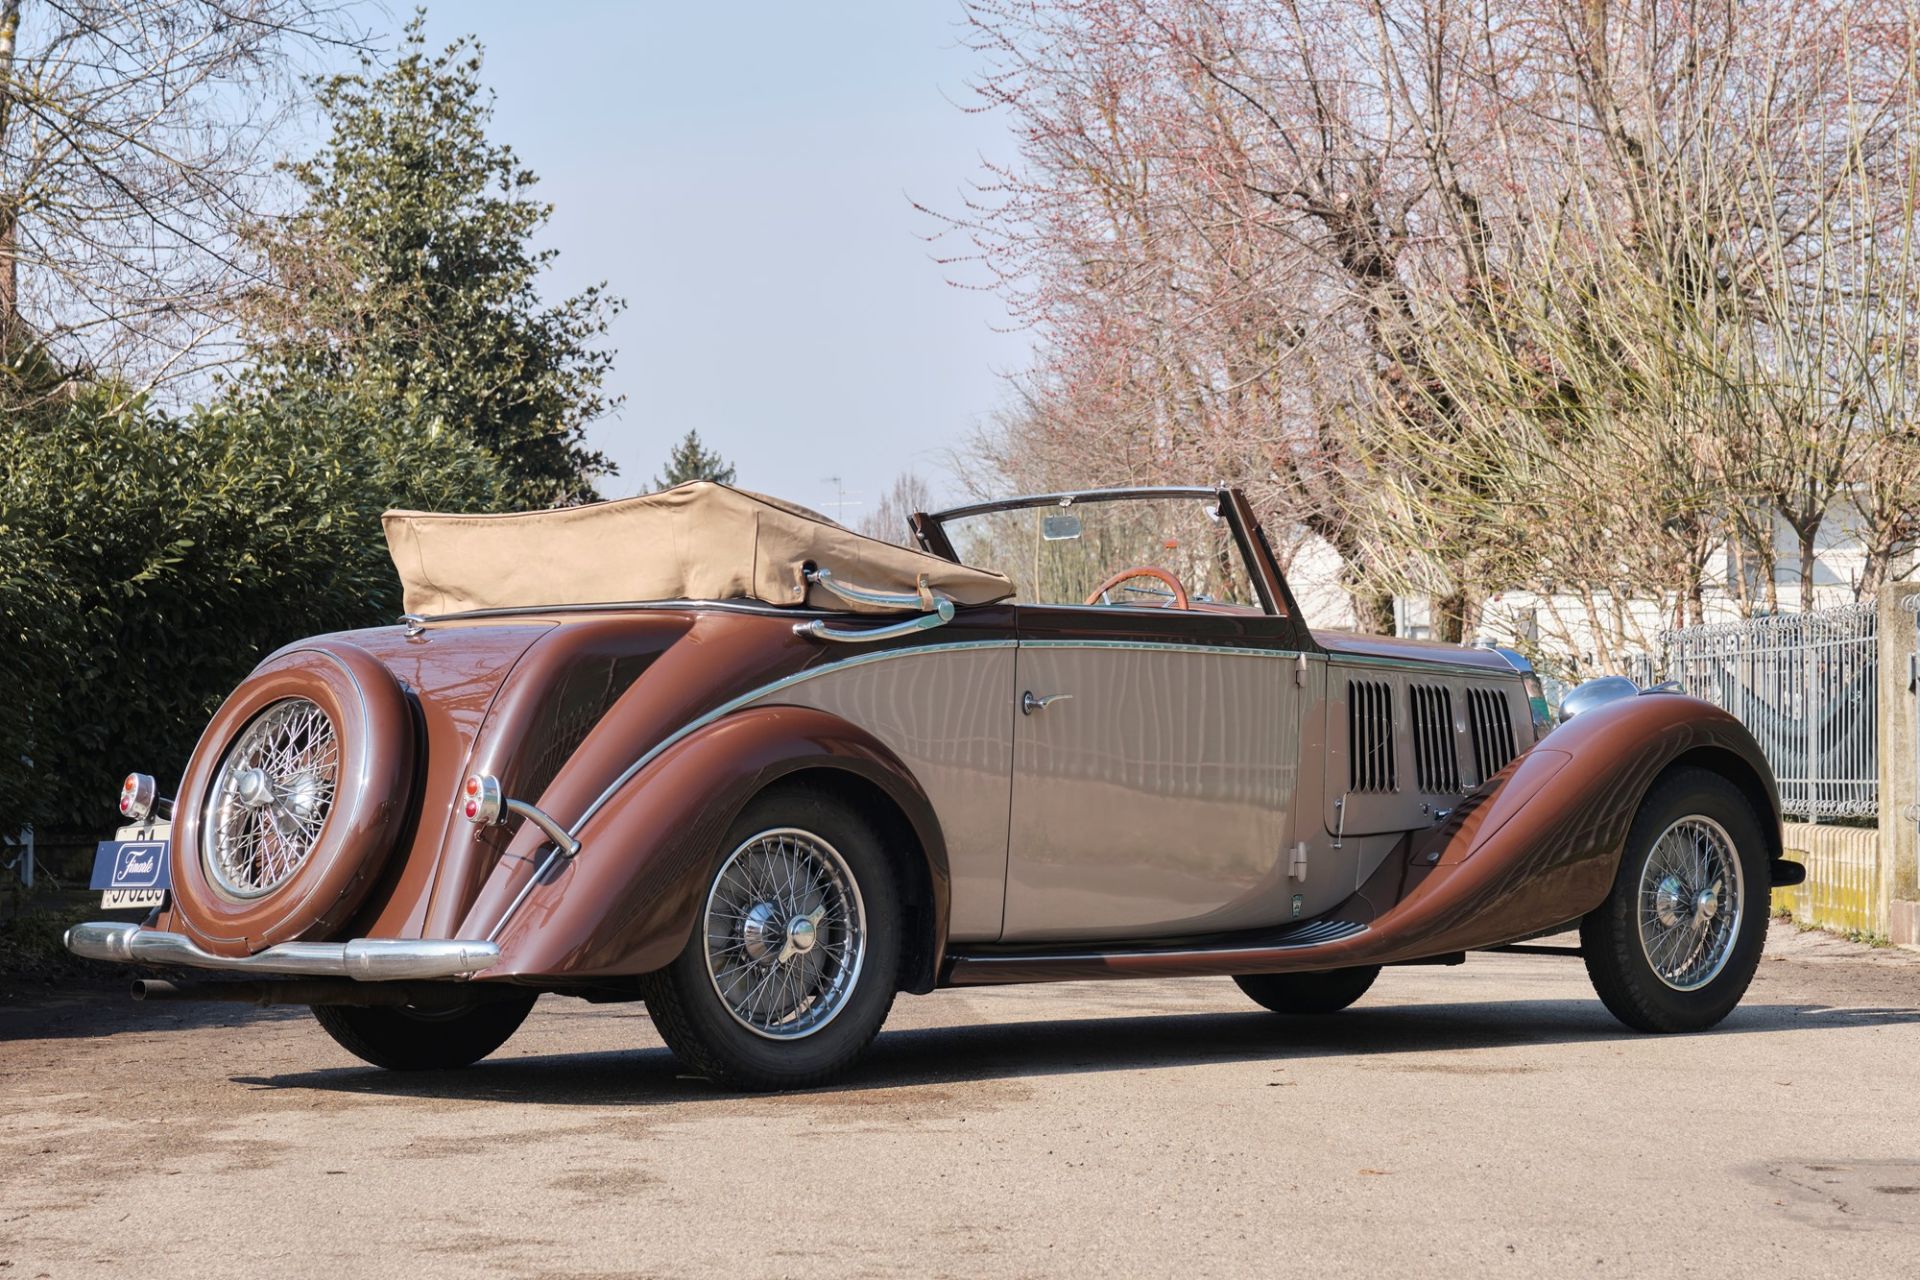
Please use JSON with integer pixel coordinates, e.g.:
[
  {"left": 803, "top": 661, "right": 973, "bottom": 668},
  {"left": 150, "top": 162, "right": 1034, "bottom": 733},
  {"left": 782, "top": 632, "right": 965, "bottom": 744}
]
[{"left": 91, "top": 838, "right": 171, "bottom": 910}]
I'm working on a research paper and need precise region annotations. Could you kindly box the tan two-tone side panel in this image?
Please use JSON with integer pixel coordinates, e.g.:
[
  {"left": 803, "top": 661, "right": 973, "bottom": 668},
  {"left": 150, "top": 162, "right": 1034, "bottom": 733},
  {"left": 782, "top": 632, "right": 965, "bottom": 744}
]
[
  {"left": 1001, "top": 643, "right": 1306, "bottom": 942},
  {"left": 739, "top": 643, "right": 1017, "bottom": 942}
]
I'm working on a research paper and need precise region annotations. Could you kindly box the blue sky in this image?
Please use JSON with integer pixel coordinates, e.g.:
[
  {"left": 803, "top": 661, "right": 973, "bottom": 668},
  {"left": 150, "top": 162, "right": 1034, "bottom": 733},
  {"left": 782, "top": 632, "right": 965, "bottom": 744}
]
[{"left": 415, "top": 2, "right": 1031, "bottom": 520}]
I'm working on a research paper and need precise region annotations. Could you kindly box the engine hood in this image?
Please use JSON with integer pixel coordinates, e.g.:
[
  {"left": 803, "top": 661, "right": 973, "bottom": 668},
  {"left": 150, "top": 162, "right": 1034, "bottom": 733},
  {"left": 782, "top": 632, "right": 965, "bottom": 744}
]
[{"left": 1314, "top": 629, "right": 1518, "bottom": 674}]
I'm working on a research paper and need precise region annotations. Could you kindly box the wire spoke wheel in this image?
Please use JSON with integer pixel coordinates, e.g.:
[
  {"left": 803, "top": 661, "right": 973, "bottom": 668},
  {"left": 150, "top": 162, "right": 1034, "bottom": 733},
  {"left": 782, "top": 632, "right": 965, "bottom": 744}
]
[
  {"left": 702, "top": 827, "right": 866, "bottom": 1040},
  {"left": 203, "top": 697, "right": 340, "bottom": 898},
  {"left": 1634, "top": 815, "right": 1744, "bottom": 992}
]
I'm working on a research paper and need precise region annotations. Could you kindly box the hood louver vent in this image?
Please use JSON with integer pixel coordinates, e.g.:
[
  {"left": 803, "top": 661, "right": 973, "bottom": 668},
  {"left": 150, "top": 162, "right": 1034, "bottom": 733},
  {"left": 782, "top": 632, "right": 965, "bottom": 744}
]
[
  {"left": 1468, "top": 687, "right": 1518, "bottom": 782},
  {"left": 1410, "top": 685, "right": 1461, "bottom": 794},
  {"left": 1347, "top": 679, "right": 1397, "bottom": 793}
]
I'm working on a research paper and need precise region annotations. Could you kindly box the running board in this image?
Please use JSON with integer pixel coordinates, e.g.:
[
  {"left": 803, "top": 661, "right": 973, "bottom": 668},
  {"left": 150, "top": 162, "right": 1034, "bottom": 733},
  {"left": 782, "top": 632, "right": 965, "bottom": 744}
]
[{"left": 943, "top": 919, "right": 1370, "bottom": 986}]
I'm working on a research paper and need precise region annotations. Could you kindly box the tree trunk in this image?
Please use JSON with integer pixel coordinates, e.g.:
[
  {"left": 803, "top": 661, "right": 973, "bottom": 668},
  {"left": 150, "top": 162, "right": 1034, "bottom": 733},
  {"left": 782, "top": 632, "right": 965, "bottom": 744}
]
[
  {"left": 1433, "top": 587, "right": 1476, "bottom": 644},
  {"left": 0, "top": 0, "right": 18, "bottom": 350},
  {"left": 1349, "top": 586, "right": 1396, "bottom": 635},
  {"left": 1793, "top": 516, "right": 1821, "bottom": 611}
]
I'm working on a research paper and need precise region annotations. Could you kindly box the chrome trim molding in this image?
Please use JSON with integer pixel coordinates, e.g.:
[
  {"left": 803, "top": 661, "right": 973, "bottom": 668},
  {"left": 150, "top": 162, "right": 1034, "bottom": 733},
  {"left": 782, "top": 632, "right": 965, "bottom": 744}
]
[
  {"left": 929, "top": 485, "right": 1222, "bottom": 522},
  {"left": 566, "top": 639, "right": 1019, "bottom": 842},
  {"left": 394, "top": 597, "right": 849, "bottom": 626},
  {"left": 486, "top": 846, "right": 568, "bottom": 943},
  {"left": 65, "top": 922, "right": 499, "bottom": 981},
  {"left": 1020, "top": 639, "right": 1301, "bottom": 658},
  {"left": 484, "top": 639, "right": 1020, "bottom": 941},
  {"left": 1324, "top": 650, "right": 1520, "bottom": 680}
]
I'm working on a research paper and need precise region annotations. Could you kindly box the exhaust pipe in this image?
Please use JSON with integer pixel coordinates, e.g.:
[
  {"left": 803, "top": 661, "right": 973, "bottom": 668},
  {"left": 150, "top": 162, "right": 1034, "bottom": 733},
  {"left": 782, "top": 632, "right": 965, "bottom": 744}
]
[{"left": 130, "top": 978, "right": 514, "bottom": 1008}]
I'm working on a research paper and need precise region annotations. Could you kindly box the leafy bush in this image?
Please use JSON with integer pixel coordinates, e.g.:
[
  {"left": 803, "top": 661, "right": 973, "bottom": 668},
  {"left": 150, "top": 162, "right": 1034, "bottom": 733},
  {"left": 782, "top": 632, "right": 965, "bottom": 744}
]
[{"left": 0, "top": 384, "right": 507, "bottom": 836}]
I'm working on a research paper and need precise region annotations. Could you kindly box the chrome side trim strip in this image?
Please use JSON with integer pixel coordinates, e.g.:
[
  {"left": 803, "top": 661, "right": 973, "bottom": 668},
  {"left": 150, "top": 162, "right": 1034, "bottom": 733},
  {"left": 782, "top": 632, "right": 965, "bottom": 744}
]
[
  {"left": 1324, "top": 651, "right": 1521, "bottom": 680},
  {"left": 398, "top": 598, "right": 848, "bottom": 626},
  {"left": 65, "top": 922, "right": 499, "bottom": 980},
  {"left": 570, "top": 640, "right": 1019, "bottom": 839},
  {"left": 1020, "top": 639, "right": 1302, "bottom": 658},
  {"left": 486, "top": 846, "right": 567, "bottom": 943},
  {"left": 482, "top": 638, "right": 1019, "bottom": 941}
]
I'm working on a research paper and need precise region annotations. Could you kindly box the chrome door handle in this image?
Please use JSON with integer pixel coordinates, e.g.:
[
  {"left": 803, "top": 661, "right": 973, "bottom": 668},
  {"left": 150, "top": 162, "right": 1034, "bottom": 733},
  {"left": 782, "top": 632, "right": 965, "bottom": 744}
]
[{"left": 1021, "top": 691, "right": 1073, "bottom": 715}]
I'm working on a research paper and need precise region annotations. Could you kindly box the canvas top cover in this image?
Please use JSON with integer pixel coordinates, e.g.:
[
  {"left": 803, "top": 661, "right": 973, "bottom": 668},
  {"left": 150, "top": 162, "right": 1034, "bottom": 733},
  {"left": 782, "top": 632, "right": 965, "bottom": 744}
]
[{"left": 383, "top": 481, "right": 1015, "bottom": 617}]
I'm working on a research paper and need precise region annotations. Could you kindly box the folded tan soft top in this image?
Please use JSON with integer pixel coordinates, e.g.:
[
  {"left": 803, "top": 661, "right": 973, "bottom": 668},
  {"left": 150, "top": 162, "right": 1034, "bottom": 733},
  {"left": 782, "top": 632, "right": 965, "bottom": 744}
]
[{"left": 382, "top": 481, "right": 1014, "bottom": 617}]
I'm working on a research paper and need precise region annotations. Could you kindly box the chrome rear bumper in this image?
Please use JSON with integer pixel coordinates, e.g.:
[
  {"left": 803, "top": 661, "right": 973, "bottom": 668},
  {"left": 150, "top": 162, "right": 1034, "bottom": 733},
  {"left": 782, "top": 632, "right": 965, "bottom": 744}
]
[{"left": 64, "top": 922, "right": 499, "bottom": 981}]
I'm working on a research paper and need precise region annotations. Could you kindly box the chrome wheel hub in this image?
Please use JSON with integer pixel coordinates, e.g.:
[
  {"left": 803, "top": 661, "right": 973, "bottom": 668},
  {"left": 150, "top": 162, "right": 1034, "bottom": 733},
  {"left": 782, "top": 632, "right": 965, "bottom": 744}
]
[
  {"left": 202, "top": 698, "right": 340, "bottom": 899},
  {"left": 1636, "top": 815, "right": 1745, "bottom": 992},
  {"left": 703, "top": 828, "right": 866, "bottom": 1040}
]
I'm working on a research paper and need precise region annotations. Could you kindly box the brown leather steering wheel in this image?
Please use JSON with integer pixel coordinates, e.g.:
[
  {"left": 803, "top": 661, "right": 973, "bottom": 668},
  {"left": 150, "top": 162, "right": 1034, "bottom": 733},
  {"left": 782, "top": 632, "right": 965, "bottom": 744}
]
[{"left": 1084, "top": 565, "right": 1191, "bottom": 609}]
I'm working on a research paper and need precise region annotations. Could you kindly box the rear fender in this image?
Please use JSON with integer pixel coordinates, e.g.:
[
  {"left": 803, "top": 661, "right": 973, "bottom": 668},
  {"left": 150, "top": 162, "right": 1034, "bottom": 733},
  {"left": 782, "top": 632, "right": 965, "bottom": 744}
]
[{"left": 475, "top": 706, "right": 949, "bottom": 981}]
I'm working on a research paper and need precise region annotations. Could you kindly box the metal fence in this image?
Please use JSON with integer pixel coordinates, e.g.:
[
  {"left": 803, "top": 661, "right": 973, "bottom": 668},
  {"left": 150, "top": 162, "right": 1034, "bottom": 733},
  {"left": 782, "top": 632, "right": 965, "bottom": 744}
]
[{"left": 1634, "top": 603, "right": 1878, "bottom": 821}]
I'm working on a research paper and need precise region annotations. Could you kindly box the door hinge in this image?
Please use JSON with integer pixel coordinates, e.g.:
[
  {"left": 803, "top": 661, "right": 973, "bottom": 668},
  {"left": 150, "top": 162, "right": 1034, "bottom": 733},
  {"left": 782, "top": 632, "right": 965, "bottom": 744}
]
[{"left": 1288, "top": 840, "right": 1309, "bottom": 881}]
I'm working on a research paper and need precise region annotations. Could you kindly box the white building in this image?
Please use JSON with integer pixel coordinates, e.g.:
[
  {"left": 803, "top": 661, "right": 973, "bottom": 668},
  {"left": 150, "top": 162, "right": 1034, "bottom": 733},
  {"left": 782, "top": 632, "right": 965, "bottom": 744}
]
[{"left": 1283, "top": 497, "right": 1909, "bottom": 675}]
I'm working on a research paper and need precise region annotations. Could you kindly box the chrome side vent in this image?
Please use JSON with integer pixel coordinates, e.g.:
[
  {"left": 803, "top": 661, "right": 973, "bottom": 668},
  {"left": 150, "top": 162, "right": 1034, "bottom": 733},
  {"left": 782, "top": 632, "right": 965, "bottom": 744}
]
[
  {"left": 1347, "top": 679, "right": 1397, "bottom": 793},
  {"left": 1410, "top": 684, "right": 1461, "bottom": 794},
  {"left": 1468, "top": 687, "right": 1518, "bottom": 781}
]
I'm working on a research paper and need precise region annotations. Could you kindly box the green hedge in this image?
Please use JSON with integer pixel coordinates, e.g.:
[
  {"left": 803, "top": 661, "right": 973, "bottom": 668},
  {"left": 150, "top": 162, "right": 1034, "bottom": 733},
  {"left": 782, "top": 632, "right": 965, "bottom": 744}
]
[{"left": 0, "top": 387, "right": 509, "bottom": 837}]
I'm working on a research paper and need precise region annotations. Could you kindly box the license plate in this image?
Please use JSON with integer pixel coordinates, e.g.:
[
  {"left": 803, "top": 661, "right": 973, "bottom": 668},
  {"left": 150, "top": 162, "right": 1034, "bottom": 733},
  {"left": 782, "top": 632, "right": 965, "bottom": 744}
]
[
  {"left": 101, "top": 888, "right": 166, "bottom": 910},
  {"left": 92, "top": 837, "right": 171, "bottom": 910}
]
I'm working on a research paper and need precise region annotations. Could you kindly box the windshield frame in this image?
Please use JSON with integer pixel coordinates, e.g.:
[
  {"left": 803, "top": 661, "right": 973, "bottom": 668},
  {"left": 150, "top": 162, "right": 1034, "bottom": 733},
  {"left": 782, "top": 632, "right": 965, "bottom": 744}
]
[{"left": 919, "top": 486, "right": 1283, "bottom": 618}]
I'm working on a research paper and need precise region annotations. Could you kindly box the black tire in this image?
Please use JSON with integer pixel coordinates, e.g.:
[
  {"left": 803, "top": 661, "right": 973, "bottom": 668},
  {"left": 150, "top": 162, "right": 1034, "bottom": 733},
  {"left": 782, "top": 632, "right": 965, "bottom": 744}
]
[
  {"left": 639, "top": 786, "right": 903, "bottom": 1091},
  {"left": 1233, "top": 965, "right": 1380, "bottom": 1014},
  {"left": 310, "top": 992, "right": 537, "bottom": 1071},
  {"left": 1581, "top": 766, "right": 1770, "bottom": 1033}
]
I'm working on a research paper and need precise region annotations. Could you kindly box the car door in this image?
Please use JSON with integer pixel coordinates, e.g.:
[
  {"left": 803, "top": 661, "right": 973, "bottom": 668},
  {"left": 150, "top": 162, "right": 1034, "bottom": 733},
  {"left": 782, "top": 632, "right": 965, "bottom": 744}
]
[{"left": 998, "top": 606, "right": 1309, "bottom": 943}]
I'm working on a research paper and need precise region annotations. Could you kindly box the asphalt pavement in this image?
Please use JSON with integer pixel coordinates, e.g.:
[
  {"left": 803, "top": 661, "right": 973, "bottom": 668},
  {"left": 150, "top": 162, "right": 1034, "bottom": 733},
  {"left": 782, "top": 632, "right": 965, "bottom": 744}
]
[{"left": 4, "top": 920, "right": 1919, "bottom": 1279}]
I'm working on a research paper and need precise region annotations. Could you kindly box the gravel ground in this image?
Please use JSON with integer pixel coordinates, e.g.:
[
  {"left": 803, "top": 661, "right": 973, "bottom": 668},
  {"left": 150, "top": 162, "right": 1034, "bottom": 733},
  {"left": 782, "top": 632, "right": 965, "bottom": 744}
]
[{"left": 3, "top": 920, "right": 1919, "bottom": 1279}]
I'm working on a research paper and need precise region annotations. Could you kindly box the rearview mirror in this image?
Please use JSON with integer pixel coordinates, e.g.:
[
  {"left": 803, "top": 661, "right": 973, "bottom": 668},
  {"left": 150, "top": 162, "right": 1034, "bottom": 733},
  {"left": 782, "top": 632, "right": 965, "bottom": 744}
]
[{"left": 1043, "top": 514, "right": 1083, "bottom": 541}]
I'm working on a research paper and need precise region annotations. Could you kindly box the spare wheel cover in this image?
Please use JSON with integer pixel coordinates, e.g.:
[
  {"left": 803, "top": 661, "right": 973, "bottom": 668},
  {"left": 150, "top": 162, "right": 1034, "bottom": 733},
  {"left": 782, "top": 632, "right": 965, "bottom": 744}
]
[{"left": 170, "top": 644, "right": 415, "bottom": 955}]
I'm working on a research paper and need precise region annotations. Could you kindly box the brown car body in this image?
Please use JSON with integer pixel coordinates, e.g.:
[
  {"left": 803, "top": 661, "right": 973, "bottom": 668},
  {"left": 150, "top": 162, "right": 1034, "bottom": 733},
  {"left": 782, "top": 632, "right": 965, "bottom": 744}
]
[{"left": 70, "top": 485, "right": 1786, "bottom": 1082}]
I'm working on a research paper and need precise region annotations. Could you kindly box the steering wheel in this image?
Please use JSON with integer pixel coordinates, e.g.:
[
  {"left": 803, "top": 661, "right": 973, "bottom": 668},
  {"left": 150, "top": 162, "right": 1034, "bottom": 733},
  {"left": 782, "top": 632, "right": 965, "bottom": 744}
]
[{"left": 1084, "top": 565, "right": 1191, "bottom": 609}]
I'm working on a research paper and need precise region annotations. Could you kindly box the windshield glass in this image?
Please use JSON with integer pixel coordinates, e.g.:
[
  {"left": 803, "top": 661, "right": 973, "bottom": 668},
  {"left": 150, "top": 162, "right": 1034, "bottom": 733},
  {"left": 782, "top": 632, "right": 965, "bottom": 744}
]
[{"left": 932, "top": 494, "right": 1264, "bottom": 611}]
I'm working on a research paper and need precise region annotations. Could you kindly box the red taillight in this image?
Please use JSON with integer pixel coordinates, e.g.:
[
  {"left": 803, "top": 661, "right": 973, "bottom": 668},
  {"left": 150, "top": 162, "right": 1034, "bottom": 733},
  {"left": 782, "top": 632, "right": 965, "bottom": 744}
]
[
  {"left": 119, "top": 773, "right": 157, "bottom": 822},
  {"left": 460, "top": 774, "right": 502, "bottom": 825}
]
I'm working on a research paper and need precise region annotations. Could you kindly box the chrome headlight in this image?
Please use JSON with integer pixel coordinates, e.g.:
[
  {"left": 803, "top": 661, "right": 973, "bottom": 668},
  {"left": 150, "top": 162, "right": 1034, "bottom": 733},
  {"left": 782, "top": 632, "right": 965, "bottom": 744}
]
[{"left": 1558, "top": 675, "right": 1640, "bottom": 722}]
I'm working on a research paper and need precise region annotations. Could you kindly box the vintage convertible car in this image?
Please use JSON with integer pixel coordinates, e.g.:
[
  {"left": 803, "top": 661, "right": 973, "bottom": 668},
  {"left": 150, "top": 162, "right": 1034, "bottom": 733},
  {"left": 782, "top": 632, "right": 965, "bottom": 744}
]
[{"left": 68, "top": 483, "right": 1797, "bottom": 1089}]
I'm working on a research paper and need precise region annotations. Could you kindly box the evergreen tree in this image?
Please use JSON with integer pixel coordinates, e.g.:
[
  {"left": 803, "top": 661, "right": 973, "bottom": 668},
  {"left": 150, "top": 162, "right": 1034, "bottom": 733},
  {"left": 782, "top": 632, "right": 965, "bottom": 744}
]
[
  {"left": 244, "top": 13, "right": 622, "bottom": 507},
  {"left": 653, "top": 429, "right": 737, "bottom": 489}
]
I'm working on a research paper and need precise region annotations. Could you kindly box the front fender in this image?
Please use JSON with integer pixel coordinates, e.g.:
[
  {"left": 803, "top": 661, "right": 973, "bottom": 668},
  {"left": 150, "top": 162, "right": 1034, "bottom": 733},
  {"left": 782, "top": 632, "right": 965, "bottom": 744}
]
[
  {"left": 474, "top": 705, "right": 949, "bottom": 981},
  {"left": 1380, "top": 690, "right": 1782, "bottom": 958}
]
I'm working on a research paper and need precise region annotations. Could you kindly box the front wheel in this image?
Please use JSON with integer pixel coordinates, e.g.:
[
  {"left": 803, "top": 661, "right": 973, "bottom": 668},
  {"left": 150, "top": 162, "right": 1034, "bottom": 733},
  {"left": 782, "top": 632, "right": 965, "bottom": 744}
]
[
  {"left": 1234, "top": 965, "right": 1380, "bottom": 1014},
  {"left": 639, "top": 786, "right": 902, "bottom": 1091},
  {"left": 311, "top": 991, "right": 537, "bottom": 1070},
  {"left": 1581, "top": 767, "right": 1770, "bottom": 1033}
]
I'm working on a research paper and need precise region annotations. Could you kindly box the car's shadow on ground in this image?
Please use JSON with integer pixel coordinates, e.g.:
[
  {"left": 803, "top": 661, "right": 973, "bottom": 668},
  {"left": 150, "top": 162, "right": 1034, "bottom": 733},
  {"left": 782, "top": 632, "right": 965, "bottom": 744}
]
[{"left": 230, "top": 997, "right": 1920, "bottom": 1106}]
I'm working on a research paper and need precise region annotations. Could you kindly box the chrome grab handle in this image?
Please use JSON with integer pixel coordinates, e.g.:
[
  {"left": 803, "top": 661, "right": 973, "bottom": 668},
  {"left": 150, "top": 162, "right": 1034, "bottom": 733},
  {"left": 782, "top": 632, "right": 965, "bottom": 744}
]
[
  {"left": 795, "top": 601, "right": 955, "bottom": 643},
  {"left": 1021, "top": 690, "right": 1073, "bottom": 715},
  {"left": 794, "top": 565, "right": 956, "bottom": 644}
]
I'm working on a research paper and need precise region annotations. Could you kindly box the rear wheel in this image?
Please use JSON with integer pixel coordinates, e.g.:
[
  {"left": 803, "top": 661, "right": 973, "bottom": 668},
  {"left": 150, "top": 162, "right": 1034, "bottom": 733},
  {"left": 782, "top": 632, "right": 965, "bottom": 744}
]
[
  {"left": 1234, "top": 965, "right": 1380, "bottom": 1014},
  {"left": 311, "top": 992, "right": 537, "bottom": 1071},
  {"left": 639, "top": 787, "right": 902, "bottom": 1091},
  {"left": 1581, "top": 767, "right": 1770, "bottom": 1033}
]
